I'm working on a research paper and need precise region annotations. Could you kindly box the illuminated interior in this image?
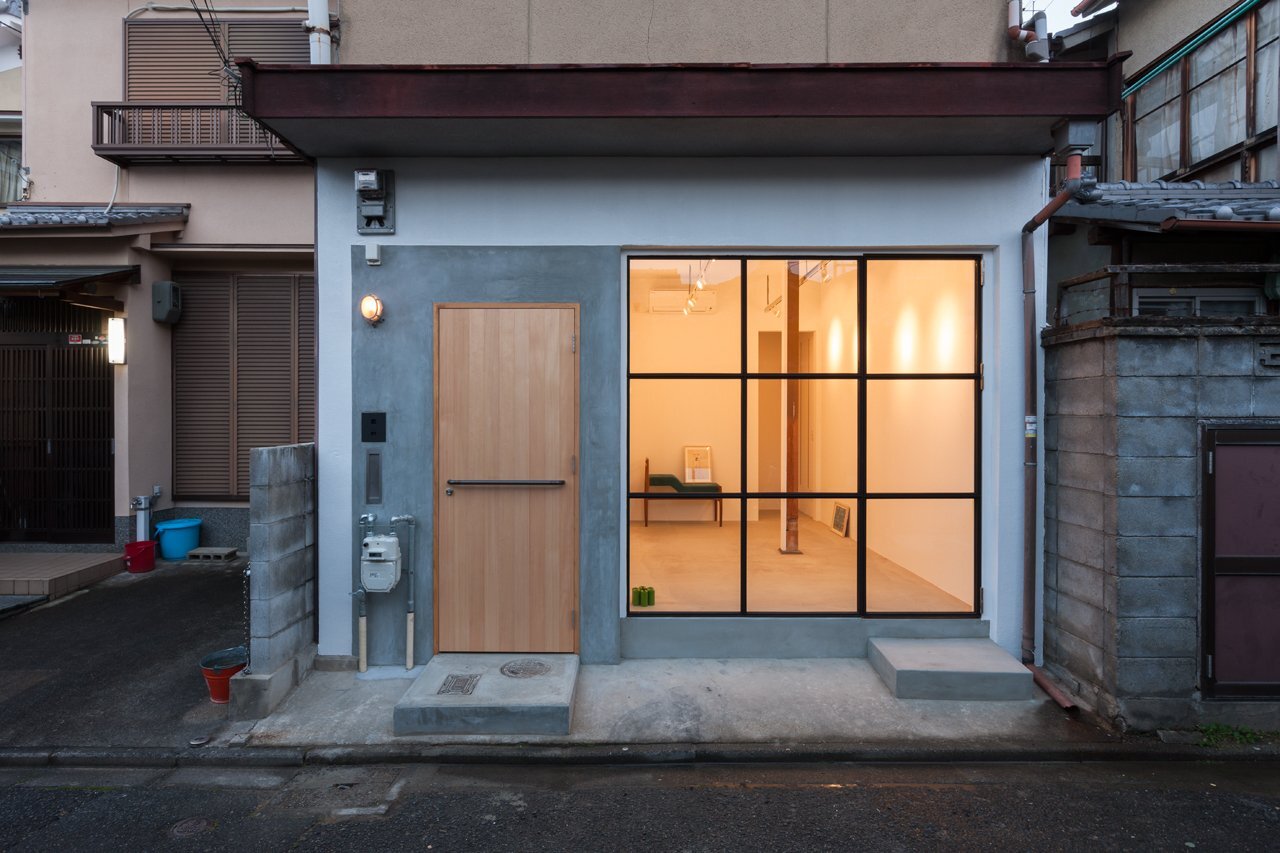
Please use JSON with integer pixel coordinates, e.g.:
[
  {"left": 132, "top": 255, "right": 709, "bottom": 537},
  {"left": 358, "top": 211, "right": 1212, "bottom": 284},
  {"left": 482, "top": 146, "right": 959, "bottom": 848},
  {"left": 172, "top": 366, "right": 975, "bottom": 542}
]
[{"left": 628, "top": 257, "right": 978, "bottom": 615}]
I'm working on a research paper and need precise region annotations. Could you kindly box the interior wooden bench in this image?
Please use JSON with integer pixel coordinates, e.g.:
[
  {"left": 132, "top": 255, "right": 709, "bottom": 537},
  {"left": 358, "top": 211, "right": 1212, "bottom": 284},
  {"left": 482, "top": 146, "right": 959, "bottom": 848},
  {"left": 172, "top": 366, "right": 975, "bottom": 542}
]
[{"left": 640, "top": 457, "right": 724, "bottom": 526}]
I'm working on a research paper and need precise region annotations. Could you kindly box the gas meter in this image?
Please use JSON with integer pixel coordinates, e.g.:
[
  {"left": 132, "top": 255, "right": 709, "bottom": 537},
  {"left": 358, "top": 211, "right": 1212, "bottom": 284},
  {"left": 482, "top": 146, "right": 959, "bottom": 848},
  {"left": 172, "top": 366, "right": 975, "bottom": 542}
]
[{"left": 360, "top": 534, "right": 401, "bottom": 593}]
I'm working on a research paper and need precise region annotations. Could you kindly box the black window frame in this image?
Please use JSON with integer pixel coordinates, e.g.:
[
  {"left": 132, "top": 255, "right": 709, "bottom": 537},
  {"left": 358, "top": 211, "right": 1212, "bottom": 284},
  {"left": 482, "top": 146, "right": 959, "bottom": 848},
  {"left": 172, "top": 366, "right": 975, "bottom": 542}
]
[{"left": 625, "top": 254, "right": 984, "bottom": 619}]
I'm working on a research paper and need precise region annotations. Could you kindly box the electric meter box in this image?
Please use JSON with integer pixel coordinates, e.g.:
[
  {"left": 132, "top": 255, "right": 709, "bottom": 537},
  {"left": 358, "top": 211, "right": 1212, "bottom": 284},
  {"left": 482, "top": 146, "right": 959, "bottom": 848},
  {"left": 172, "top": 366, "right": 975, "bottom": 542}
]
[{"left": 360, "top": 534, "right": 401, "bottom": 593}]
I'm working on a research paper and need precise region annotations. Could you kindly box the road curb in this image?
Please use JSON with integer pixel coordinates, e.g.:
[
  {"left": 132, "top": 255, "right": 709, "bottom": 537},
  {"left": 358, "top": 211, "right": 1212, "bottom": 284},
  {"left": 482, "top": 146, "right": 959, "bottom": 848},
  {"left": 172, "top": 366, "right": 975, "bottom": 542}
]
[{"left": 3, "top": 740, "right": 1276, "bottom": 769}]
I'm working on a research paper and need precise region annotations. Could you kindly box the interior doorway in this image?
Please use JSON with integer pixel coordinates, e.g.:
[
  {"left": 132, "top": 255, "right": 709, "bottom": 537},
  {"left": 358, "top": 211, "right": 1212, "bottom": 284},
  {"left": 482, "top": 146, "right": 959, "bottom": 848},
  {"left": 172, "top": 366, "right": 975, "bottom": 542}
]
[{"left": 434, "top": 304, "right": 579, "bottom": 653}]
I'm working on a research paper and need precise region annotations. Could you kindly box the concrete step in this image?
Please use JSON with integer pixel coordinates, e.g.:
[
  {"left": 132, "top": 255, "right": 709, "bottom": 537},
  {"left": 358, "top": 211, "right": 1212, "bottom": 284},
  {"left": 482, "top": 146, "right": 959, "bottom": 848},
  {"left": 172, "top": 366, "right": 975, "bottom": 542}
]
[
  {"left": 868, "top": 638, "right": 1033, "bottom": 700},
  {"left": 393, "top": 653, "right": 578, "bottom": 736}
]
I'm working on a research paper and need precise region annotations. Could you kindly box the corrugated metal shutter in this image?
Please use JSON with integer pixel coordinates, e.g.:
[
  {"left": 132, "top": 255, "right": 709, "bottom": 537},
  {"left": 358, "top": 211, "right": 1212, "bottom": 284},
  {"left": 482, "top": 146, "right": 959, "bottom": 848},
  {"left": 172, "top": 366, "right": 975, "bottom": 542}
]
[
  {"left": 226, "top": 22, "right": 310, "bottom": 63},
  {"left": 125, "top": 22, "right": 225, "bottom": 102},
  {"left": 173, "top": 272, "right": 315, "bottom": 500},
  {"left": 173, "top": 274, "right": 233, "bottom": 497},
  {"left": 126, "top": 20, "right": 307, "bottom": 103},
  {"left": 296, "top": 275, "right": 316, "bottom": 442},
  {"left": 233, "top": 276, "right": 296, "bottom": 496}
]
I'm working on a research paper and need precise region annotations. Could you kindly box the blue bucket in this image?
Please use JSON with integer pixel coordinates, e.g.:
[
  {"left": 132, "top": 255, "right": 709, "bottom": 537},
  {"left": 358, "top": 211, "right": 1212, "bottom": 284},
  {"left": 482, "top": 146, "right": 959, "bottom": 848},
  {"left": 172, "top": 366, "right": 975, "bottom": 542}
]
[{"left": 154, "top": 518, "right": 202, "bottom": 560}]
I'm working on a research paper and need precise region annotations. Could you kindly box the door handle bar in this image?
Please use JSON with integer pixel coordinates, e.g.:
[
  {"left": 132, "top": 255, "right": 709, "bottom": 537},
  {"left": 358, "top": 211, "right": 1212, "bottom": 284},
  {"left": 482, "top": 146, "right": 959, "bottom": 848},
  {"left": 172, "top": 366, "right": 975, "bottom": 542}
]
[{"left": 445, "top": 479, "right": 566, "bottom": 486}]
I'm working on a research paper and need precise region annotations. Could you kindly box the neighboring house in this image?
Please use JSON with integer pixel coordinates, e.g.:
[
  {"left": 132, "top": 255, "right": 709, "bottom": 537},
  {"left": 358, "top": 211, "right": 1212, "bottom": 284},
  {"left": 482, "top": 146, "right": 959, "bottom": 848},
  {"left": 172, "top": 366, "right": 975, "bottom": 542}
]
[
  {"left": 230, "top": 1, "right": 1144, "bottom": 725},
  {"left": 1042, "top": 0, "right": 1280, "bottom": 727},
  {"left": 0, "top": 1, "right": 320, "bottom": 549},
  {"left": 0, "top": 2, "right": 19, "bottom": 203}
]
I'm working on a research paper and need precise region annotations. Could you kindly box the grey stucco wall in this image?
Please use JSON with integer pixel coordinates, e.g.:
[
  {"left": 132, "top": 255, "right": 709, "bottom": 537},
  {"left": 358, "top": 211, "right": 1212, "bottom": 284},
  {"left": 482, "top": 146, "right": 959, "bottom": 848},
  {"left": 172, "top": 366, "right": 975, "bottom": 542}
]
[
  {"left": 350, "top": 245, "right": 622, "bottom": 666},
  {"left": 1043, "top": 321, "right": 1280, "bottom": 730}
]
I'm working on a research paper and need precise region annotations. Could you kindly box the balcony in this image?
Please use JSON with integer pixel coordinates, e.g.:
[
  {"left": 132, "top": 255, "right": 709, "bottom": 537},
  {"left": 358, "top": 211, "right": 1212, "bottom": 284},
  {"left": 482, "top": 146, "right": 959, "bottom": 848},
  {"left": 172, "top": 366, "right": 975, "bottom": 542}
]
[{"left": 92, "top": 103, "right": 306, "bottom": 166}]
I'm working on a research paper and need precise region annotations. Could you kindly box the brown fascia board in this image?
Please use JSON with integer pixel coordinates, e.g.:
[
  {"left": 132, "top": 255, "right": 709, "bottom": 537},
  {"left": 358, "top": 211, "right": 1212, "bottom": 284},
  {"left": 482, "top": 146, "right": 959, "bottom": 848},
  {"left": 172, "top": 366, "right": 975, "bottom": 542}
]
[{"left": 236, "top": 57, "right": 1126, "bottom": 123}]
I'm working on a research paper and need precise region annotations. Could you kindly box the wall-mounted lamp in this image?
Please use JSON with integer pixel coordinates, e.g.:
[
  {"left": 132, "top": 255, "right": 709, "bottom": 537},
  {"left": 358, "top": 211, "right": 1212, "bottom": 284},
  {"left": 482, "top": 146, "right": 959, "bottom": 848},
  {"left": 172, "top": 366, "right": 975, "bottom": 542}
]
[
  {"left": 107, "top": 317, "right": 126, "bottom": 364},
  {"left": 360, "top": 294, "right": 384, "bottom": 326}
]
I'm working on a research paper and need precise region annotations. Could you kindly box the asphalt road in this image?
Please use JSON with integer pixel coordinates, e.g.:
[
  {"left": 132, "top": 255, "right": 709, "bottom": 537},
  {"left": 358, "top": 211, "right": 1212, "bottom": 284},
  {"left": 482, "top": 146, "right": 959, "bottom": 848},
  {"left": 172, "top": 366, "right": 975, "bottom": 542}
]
[
  {"left": 0, "top": 562, "right": 244, "bottom": 748},
  {"left": 2, "top": 760, "right": 1278, "bottom": 851}
]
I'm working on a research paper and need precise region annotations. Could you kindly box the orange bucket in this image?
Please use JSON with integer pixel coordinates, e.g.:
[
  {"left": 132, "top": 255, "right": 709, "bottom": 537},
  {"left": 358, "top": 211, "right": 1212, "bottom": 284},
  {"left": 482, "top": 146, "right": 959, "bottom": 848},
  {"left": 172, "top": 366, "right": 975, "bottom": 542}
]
[{"left": 123, "top": 540, "right": 156, "bottom": 573}]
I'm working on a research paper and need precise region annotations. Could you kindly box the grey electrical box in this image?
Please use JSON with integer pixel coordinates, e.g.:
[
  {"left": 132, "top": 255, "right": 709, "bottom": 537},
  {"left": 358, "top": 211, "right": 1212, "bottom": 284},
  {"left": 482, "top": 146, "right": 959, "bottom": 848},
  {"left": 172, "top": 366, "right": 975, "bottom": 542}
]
[
  {"left": 152, "top": 281, "right": 182, "bottom": 324},
  {"left": 354, "top": 169, "right": 395, "bottom": 235}
]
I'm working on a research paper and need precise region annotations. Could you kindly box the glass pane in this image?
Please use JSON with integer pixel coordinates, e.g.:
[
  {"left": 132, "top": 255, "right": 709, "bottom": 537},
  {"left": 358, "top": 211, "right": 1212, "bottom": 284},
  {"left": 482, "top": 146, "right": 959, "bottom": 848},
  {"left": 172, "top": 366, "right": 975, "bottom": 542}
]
[
  {"left": 1191, "top": 21, "right": 1245, "bottom": 87},
  {"left": 866, "top": 499, "right": 974, "bottom": 613},
  {"left": 629, "top": 379, "right": 741, "bottom": 497},
  {"left": 1135, "top": 100, "right": 1182, "bottom": 181},
  {"left": 866, "top": 379, "right": 974, "bottom": 493},
  {"left": 629, "top": 258, "right": 740, "bottom": 373},
  {"left": 629, "top": 498, "right": 741, "bottom": 613},
  {"left": 1135, "top": 66, "right": 1180, "bottom": 118},
  {"left": 1257, "top": 41, "right": 1279, "bottom": 133},
  {"left": 746, "top": 259, "right": 860, "bottom": 374},
  {"left": 746, "top": 499, "right": 857, "bottom": 612},
  {"left": 1260, "top": 142, "right": 1278, "bottom": 178},
  {"left": 1190, "top": 63, "right": 1246, "bottom": 163},
  {"left": 748, "top": 379, "right": 857, "bottom": 495},
  {"left": 1261, "top": 0, "right": 1280, "bottom": 45},
  {"left": 866, "top": 259, "right": 976, "bottom": 375}
]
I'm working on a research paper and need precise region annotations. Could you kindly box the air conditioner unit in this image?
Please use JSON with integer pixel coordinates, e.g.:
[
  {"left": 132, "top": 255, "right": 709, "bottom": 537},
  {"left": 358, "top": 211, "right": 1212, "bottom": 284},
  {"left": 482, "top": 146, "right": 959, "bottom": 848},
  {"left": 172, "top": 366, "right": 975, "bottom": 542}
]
[{"left": 649, "top": 290, "right": 717, "bottom": 314}]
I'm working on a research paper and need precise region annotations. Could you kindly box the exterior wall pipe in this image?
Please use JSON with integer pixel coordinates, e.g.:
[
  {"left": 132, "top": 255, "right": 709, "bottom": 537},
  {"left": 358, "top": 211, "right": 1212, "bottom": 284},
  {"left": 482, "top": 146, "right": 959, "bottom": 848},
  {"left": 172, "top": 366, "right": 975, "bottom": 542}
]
[
  {"left": 392, "top": 515, "right": 417, "bottom": 670},
  {"left": 1020, "top": 152, "right": 1082, "bottom": 673},
  {"left": 1008, "top": 0, "right": 1038, "bottom": 43},
  {"left": 306, "top": 0, "right": 331, "bottom": 64},
  {"left": 352, "top": 587, "right": 367, "bottom": 672}
]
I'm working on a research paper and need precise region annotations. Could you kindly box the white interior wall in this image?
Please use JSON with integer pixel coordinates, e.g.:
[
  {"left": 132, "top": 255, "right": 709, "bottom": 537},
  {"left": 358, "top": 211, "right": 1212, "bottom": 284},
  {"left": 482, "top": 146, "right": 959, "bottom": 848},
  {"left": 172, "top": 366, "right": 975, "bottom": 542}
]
[{"left": 314, "top": 155, "right": 1048, "bottom": 658}]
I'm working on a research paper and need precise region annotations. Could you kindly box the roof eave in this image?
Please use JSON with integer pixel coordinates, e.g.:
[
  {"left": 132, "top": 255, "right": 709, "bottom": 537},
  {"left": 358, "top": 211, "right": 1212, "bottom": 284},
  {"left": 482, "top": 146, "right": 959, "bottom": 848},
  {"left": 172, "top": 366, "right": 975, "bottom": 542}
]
[{"left": 237, "top": 58, "right": 1127, "bottom": 158}]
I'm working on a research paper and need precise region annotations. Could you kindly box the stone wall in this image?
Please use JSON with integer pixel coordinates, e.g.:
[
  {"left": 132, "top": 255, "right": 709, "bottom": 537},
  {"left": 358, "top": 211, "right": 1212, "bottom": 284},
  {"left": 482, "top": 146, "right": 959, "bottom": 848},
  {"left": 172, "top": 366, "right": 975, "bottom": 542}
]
[
  {"left": 230, "top": 443, "right": 316, "bottom": 720},
  {"left": 1043, "top": 320, "right": 1280, "bottom": 730}
]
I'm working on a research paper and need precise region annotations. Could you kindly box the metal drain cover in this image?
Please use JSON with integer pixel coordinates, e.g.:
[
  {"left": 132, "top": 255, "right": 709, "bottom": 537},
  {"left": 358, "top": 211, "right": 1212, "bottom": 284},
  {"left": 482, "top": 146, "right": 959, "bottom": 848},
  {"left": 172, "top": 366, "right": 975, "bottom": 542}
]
[
  {"left": 438, "top": 673, "right": 481, "bottom": 695},
  {"left": 501, "top": 658, "right": 551, "bottom": 678}
]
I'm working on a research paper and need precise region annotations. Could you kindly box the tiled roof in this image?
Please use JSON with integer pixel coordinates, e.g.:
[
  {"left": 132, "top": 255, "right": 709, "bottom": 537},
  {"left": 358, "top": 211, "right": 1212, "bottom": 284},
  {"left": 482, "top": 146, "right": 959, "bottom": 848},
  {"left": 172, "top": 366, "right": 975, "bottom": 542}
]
[
  {"left": 0, "top": 266, "right": 138, "bottom": 289},
  {"left": 0, "top": 203, "right": 190, "bottom": 230},
  {"left": 1055, "top": 179, "right": 1280, "bottom": 229}
]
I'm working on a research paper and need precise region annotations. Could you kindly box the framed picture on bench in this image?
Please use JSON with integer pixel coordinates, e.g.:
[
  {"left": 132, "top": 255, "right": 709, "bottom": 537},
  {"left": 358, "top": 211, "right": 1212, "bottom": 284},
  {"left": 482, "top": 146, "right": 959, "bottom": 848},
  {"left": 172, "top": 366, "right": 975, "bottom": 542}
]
[{"left": 684, "top": 445, "right": 712, "bottom": 483}]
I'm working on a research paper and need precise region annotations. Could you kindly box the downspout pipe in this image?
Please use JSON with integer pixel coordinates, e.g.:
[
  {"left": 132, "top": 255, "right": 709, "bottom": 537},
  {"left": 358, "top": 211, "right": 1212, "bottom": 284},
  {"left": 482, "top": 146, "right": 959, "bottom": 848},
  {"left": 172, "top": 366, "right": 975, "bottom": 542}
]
[
  {"left": 1007, "top": 0, "right": 1037, "bottom": 42},
  {"left": 305, "top": 0, "right": 331, "bottom": 64},
  {"left": 1019, "top": 130, "right": 1092, "bottom": 711}
]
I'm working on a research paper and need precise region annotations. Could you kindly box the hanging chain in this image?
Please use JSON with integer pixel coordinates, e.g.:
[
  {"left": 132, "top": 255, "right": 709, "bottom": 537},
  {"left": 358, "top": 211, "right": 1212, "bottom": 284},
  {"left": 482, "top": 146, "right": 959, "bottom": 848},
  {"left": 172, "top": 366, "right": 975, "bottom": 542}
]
[{"left": 242, "top": 561, "right": 253, "bottom": 673}]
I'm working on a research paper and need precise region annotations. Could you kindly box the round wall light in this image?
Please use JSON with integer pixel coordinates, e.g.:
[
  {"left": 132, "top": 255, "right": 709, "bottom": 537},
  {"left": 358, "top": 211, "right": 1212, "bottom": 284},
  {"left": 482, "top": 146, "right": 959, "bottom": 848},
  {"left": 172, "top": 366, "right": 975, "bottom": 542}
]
[{"left": 359, "top": 294, "right": 384, "bottom": 326}]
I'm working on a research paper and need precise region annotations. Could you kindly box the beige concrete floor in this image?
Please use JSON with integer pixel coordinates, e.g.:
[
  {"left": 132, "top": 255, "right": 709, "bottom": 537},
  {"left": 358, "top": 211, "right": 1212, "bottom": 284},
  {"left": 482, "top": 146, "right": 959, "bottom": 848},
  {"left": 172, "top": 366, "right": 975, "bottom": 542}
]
[
  {"left": 0, "top": 552, "right": 122, "bottom": 597},
  {"left": 629, "top": 511, "right": 969, "bottom": 613},
  {"left": 241, "top": 659, "right": 1096, "bottom": 748}
]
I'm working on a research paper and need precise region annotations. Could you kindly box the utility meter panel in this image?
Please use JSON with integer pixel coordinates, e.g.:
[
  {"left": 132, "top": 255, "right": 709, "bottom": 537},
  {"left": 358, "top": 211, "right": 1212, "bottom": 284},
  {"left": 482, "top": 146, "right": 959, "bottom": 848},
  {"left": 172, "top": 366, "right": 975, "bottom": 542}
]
[{"left": 360, "top": 534, "right": 401, "bottom": 593}]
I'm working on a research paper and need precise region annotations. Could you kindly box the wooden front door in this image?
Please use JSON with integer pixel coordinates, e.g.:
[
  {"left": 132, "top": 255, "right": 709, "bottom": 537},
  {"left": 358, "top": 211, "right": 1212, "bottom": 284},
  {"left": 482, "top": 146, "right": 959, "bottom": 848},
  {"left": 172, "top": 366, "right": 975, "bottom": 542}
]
[{"left": 435, "top": 304, "right": 579, "bottom": 653}]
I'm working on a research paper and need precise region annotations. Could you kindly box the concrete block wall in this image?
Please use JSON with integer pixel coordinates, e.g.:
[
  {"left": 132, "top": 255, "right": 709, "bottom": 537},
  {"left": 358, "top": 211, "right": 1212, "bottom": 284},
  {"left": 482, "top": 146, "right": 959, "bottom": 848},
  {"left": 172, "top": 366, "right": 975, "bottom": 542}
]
[
  {"left": 1043, "top": 321, "right": 1280, "bottom": 729},
  {"left": 231, "top": 443, "right": 316, "bottom": 719}
]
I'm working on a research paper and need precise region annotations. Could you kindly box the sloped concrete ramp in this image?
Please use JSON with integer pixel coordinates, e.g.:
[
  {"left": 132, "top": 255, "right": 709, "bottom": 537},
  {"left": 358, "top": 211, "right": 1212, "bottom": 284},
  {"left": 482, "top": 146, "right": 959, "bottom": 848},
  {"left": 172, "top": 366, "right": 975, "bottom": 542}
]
[
  {"left": 393, "top": 654, "right": 578, "bottom": 736},
  {"left": 869, "top": 638, "right": 1033, "bottom": 700}
]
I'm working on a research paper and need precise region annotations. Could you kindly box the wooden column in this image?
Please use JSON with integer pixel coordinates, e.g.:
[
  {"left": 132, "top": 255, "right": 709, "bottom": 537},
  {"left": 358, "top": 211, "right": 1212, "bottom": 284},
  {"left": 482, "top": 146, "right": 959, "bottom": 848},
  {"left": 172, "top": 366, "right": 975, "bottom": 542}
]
[{"left": 782, "top": 261, "right": 802, "bottom": 554}]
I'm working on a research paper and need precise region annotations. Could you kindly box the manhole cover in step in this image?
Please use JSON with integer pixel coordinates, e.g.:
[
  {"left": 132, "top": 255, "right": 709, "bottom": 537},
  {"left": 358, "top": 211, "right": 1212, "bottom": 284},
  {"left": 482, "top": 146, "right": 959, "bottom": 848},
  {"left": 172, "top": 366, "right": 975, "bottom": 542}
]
[
  {"left": 438, "top": 673, "right": 481, "bottom": 695},
  {"left": 500, "top": 658, "right": 551, "bottom": 678}
]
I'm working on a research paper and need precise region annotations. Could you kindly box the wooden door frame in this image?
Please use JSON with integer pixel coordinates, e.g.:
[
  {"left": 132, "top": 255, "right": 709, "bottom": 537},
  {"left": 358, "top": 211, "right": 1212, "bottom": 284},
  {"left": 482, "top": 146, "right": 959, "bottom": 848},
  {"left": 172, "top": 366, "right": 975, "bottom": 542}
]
[{"left": 432, "top": 302, "right": 581, "bottom": 654}]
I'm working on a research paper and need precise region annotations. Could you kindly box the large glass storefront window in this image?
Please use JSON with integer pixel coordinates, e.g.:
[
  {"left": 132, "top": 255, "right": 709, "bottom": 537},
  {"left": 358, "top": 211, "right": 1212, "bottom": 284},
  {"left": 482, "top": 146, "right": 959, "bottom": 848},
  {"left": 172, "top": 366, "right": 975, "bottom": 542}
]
[{"left": 627, "top": 256, "right": 980, "bottom": 616}]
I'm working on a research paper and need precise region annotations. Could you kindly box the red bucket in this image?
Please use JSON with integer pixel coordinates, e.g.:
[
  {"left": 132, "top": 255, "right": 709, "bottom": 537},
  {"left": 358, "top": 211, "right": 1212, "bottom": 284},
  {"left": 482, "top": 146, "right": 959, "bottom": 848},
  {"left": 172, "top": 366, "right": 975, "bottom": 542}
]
[
  {"left": 200, "top": 647, "right": 248, "bottom": 704},
  {"left": 123, "top": 540, "right": 156, "bottom": 573}
]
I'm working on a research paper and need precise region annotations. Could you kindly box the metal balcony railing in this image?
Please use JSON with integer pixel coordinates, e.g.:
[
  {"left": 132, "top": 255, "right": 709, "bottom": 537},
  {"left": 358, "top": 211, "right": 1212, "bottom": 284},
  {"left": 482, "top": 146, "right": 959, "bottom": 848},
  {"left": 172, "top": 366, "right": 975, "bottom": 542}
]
[{"left": 91, "top": 102, "right": 305, "bottom": 165}]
